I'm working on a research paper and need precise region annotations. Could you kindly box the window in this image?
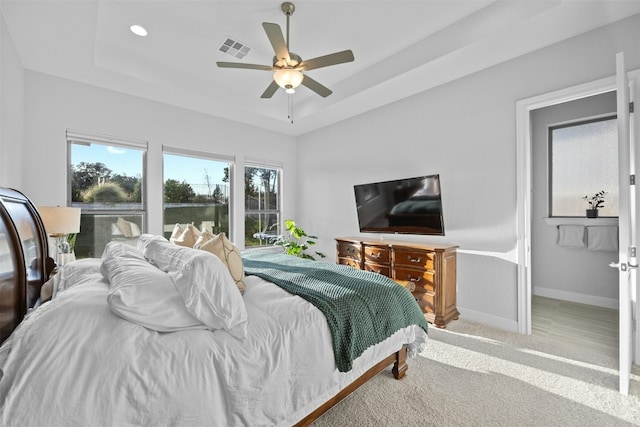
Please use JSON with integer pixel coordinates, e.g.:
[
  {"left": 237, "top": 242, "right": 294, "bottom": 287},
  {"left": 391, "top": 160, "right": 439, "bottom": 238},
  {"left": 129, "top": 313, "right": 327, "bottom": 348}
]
[
  {"left": 549, "top": 116, "right": 618, "bottom": 217},
  {"left": 162, "top": 148, "right": 231, "bottom": 239},
  {"left": 68, "top": 130, "right": 147, "bottom": 258},
  {"left": 245, "top": 163, "right": 281, "bottom": 247}
]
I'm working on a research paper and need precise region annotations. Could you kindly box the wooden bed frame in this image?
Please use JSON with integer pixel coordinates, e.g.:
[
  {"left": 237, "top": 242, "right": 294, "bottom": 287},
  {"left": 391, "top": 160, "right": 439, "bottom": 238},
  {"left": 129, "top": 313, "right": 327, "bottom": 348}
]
[
  {"left": 0, "top": 187, "right": 409, "bottom": 425},
  {"left": 294, "top": 346, "right": 407, "bottom": 426},
  {"left": 0, "top": 188, "right": 54, "bottom": 343}
]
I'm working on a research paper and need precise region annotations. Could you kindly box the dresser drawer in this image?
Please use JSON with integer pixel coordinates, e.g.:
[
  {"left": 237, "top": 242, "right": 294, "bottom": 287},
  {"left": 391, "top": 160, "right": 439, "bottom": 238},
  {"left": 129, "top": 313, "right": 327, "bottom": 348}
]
[
  {"left": 392, "top": 267, "right": 434, "bottom": 293},
  {"left": 337, "top": 242, "right": 361, "bottom": 260},
  {"left": 393, "top": 249, "right": 435, "bottom": 270},
  {"left": 413, "top": 289, "right": 435, "bottom": 314},
  {"left": 338, "top": 257, "right": 361, "bottom": 269},
  {"left": 336, "top": 237, "right": 458, "bottom": 328},
  {"left": 364, "top": 245, "right": 390, "bottom": 265},
  {"left": 364, "top": 262, "right": 391, "bottom": 276}
]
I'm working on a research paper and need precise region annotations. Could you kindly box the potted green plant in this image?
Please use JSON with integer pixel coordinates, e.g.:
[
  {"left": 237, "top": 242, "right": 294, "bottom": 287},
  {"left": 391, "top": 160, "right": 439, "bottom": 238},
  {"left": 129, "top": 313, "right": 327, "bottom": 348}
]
[
  {"left": 274, "top": 219, "right": 326, "bottom": 260},
  {"left": 583, "top": 190, "right": 606, "bottom": 218}
]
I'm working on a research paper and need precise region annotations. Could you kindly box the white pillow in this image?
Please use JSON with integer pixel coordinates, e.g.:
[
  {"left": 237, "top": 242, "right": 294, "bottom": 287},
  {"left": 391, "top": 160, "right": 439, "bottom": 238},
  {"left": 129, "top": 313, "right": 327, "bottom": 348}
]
[
  {"left": 53, "top": 258, "right": 103, "bottom": 298},
  {"left": 143, "top": 238, "right": 248, "bottom": 339},
  {"left": 102, "top": 255, "right": 208, "bottom": 332},
  {"left": 102, "top": 241, "right": 146, "bottom": 261},
  {"left": 137, "top": 233, "right": 167, "bottom": 252}
]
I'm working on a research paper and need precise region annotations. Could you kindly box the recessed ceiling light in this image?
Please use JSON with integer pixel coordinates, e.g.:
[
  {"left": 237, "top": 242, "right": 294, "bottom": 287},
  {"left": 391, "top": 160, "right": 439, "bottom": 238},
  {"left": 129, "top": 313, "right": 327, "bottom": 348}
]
[{"left": 130, "top": 25, "right": 148, "bottom": 37}]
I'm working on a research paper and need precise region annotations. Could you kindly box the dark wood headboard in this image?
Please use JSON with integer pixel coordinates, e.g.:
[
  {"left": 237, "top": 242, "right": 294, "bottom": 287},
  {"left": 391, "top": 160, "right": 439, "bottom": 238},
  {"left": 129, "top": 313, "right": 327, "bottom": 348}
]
[{"left": 0, "top": 188, "right": 54, "bottom": 343}]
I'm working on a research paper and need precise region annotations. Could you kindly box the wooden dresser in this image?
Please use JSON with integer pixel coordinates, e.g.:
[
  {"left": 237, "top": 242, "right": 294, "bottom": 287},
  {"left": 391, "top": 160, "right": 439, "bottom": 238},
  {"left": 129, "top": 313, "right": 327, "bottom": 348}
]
[{"left": 336, "top": 237, "right": 458, "bottom": 328}]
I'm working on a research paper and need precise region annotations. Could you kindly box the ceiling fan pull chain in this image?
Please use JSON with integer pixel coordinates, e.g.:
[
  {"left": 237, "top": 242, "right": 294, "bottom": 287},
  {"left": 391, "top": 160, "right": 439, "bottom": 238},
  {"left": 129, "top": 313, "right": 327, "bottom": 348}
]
[{"left": 288, "top": 93, "right": 294, "bottom": 124}]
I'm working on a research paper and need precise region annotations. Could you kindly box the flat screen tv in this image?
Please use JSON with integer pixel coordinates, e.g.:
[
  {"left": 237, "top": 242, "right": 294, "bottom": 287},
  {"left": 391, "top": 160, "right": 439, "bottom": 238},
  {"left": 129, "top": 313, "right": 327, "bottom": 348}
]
[{"left": 354, "top": 174, "right": 445, "bottom": 236}]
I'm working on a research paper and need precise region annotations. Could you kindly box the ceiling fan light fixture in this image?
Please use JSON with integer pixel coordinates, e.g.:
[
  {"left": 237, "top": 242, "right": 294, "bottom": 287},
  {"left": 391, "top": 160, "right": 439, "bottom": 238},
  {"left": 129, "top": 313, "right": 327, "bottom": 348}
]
[{"left": 273, "top": 69, "right": 303, "bottom": 92}]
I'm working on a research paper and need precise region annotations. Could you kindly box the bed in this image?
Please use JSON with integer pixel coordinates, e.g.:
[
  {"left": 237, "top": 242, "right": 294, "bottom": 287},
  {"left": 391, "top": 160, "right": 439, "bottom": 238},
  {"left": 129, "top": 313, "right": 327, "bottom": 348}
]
[{"left": 0, "top": 187, "right": 429, "bottom": 426}]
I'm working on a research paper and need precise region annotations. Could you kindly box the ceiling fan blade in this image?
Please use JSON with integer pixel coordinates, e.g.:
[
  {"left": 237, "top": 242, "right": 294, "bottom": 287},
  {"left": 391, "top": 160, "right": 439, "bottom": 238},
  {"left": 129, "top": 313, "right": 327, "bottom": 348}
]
[
  {"left": 261, "top": 80, "right": 280, "bottom": 99},
  {"left": 300, "top": 50, "right": 354, "bottom": 71},
  {"left": 301, "top": 75, "right": 332, "bottom": 98},
  {"left": 262, "top": 22, "right": 290, "bottom": 62},
  {"left": 216, "top": 62, "right": 274, "bottom": 71}
]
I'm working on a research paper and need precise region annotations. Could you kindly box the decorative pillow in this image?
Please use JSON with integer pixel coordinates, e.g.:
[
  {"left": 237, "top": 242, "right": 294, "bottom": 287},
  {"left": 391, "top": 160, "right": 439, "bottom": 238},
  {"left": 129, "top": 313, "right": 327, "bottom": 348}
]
[
  {"left": 169, "top": 223, "right": 184, "bottom": 241},
  {"left": 116, "top": 217, "right": 133, "bottom": 238},
  {"left": 129, "top": 222, "right": 141, "bottom": 237},
  {"left": 111, "top": 223, "right": 124, "bottom": 236},
  {"left": 170, "top": 223, "right": 202, "bottom": 247},
  {"left": 198, "top": 232, "right": 245, "bottom": 294},
  {"left": 112, "top": 218, "right": 141, "bottom": 238},
  {"left": 194, "top": 228, "right": 216, "bottom": 248},
  {"left": 102, "top": 241, "right": 146, "bottom": 261},
  {"left": 142, "top": 238, "right": 248, "bottom": 339},
  {"left": 102, "top": 255, "right": 208, "bottom": 332}
]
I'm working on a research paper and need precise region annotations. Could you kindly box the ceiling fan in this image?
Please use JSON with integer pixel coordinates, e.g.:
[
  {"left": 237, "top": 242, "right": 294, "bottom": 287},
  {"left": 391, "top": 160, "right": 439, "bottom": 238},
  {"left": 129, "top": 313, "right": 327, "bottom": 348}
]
[{"left": 216, "top": 2, "right": 355, "bottom": 99}]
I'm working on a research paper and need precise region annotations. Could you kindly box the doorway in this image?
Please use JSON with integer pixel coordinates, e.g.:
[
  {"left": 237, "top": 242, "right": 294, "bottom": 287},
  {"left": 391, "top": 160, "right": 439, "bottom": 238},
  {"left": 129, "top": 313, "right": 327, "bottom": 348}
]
[
  {"left": 517, "top": 63, "right": 640, "bottom": 394},
  {"left": 516, "top": 74, "right": 632, "bottom": 335},
  {"left": 528, "top": 92, "right": 619, "bottom": 357}
]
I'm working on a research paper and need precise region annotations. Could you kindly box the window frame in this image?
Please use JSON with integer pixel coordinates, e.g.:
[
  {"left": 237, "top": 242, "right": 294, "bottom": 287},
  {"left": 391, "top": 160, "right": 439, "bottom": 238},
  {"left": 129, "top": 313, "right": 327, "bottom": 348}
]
[
  {"left": 547, "top": 114, "right": 618, "bottom": 218},
  {"left": 66, "top": 129, "right": 148, "bottom": 257},
  {"left": 244, "top": 159, "right": 283, "bottom": 248}
]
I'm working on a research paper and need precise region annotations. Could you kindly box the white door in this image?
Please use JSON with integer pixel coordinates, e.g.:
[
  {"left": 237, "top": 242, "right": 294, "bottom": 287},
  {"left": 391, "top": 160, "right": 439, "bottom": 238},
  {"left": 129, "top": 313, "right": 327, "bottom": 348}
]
[{"left": 613, "top": 51, "right": 637, "bottom": 395}]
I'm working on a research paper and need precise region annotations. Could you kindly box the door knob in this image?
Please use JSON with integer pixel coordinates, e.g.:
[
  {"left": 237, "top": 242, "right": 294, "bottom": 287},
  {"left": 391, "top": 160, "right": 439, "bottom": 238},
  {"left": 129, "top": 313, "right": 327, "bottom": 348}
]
[{"left": 609, "top": 261, "right": 636, "bottom": 271}]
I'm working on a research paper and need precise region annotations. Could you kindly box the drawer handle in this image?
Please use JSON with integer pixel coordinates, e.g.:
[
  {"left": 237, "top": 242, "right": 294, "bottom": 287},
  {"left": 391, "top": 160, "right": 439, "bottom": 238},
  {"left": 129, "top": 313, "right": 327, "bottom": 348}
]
[
  {"left": 372, "top": 269, "right": 381, "bottom": 274},
  {"left": 347, "top": 248, "right": 355, "bottom": 254},
  {"left": 372, "top": 252, "right": 382, "bottom": 258},
  {"left": 407, "top": 274, "right": 422, "bottom": 283},
  {"left": 407, "top": 255, "right": 422, "bottom": 263}
]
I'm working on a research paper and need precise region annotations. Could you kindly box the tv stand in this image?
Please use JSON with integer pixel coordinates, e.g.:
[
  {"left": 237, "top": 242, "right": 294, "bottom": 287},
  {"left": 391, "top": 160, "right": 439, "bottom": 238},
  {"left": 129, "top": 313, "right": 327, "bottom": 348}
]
[{"left": 336, "top": 237, "right": 458, "bottom": 328}]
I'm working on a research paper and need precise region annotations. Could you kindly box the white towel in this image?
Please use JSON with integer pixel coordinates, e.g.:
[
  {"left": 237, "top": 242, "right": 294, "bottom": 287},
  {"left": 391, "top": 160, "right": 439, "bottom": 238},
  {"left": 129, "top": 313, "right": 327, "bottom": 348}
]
[
  {"left": 557, "top": 225, "right": 585, "bottom": 249},
  {"left": 587, "top": 226, "right": 618, "bottom": 252}
]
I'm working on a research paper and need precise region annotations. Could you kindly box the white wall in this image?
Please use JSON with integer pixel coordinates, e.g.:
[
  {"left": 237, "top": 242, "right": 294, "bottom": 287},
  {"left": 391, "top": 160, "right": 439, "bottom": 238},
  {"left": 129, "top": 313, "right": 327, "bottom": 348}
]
[
  {"left": 10, "top": 10, "right": 640, "bottom": 331},
  {"left": 0, "top": 11, "right": 24, "bottom": 189},
  {"left": 296, "top": 14, "right": 640, "bottom": 331},
  {"left": 531, "top": 92, "right": 619, "bottom": 309},
  {"left": 21, "top": 72, "right": 297, "bottom": 246}
]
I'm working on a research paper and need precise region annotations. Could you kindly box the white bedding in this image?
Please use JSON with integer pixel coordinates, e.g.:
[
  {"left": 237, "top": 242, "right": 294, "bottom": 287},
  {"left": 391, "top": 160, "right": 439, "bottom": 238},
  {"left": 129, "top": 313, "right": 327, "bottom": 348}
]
[{"left": 0, "top": 260, "right": 428, "bottom": 426}]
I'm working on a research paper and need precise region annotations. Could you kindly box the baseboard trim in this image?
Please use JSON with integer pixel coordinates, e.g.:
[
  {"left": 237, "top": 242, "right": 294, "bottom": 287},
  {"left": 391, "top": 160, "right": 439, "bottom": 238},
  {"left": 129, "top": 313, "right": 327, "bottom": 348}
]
[
  {"left": 533, "top": 287, "right": 618, "bottom": 309},
  {"left": 457, "top": 307, "right": 519, "bottom": 333}
]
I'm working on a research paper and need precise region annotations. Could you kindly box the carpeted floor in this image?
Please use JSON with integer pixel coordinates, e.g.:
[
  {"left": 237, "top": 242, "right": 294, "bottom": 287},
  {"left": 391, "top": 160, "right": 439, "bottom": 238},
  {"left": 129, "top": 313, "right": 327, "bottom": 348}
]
[{"left": 311, "top": 318, "right": 640, "bottom": 426}]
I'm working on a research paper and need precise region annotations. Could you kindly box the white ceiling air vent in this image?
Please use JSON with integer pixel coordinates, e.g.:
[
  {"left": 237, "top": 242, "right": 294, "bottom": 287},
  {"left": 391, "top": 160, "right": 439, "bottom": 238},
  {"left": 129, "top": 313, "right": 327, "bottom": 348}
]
[{"left": 219, "top": 38, "right": 251, "bottom": 59}]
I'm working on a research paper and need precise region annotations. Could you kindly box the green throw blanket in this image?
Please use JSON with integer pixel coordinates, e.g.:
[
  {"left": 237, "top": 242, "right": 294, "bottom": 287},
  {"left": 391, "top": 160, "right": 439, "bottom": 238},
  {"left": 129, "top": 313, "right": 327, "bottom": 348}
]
[{"left": 242, "top": 251, "right": 429, "bottom": 372}]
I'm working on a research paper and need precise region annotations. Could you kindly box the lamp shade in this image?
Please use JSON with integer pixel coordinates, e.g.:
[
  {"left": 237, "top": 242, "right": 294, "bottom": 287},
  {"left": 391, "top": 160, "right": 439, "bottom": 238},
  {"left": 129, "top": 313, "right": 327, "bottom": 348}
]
[
  {"left": 38, "top": 206, "right": 81, "bottom": 236},
  {"left": 273, "top": 69, "right": 304, "bottom": 93}
]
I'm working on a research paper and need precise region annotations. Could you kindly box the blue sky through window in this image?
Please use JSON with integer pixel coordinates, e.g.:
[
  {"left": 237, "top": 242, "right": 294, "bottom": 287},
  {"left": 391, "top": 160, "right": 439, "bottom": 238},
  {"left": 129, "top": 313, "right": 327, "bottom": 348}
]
[{"left": 72, "top": 144, "right": 228, "bottom": 189}]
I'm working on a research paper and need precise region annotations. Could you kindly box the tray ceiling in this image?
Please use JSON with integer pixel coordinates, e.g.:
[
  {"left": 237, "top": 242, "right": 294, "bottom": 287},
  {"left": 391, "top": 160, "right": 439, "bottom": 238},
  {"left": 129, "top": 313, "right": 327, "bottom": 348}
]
[{"left": 2, "top": 1, "right": 640, "bottom": 136}]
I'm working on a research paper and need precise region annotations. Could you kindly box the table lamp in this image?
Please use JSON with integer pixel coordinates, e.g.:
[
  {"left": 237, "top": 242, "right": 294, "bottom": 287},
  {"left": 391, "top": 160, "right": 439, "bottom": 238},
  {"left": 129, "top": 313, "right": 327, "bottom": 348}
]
[{"left": 38, "top": 206, "right": 81, "bottom": 266}]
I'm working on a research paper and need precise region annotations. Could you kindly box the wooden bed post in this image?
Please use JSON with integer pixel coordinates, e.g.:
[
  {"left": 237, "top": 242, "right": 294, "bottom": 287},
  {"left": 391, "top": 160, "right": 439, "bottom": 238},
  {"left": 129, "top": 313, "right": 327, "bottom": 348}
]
[{"left": 392, "top": 345, "right": 408, "bottom": 379}]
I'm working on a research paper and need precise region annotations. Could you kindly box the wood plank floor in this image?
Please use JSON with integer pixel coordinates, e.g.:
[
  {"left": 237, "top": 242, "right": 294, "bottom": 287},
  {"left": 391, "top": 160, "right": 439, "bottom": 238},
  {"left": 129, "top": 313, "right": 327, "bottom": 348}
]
[{"left": 532, "top": 295, "right": 618, "bottom": 358}]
